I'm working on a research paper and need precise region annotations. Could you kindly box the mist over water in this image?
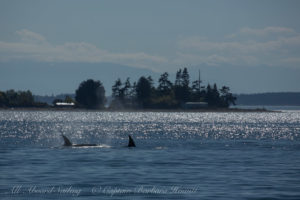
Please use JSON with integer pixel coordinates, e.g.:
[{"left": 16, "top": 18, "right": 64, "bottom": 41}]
[{"left": 1, "top": 111, "right": 300, "bottom": 199}]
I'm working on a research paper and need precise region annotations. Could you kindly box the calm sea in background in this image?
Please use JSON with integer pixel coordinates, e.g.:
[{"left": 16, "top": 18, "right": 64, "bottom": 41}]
[{"left": 0, "top": 110, "right": 299, "bottom": 200}]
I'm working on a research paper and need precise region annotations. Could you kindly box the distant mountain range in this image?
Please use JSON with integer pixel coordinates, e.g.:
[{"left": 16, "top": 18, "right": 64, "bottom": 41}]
[
  {"left": 235, "top": 92, "right": 300, "bottom": 106},
  {"left": 1, "top": 61, "right": 299, "bottom": 106},
  {"left": 1, "top": 61, "right": 300, "bottom": 96},
  {"left": 0, "top": 61, "right": 160, "bottom": 95}
]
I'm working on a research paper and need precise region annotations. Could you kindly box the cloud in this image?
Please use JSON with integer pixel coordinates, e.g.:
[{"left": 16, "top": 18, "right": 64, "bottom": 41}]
[
  {"left": 0, "top": 29, "right": 167, "bottom": 70},
  {"left": 239, "top": 27, "right": 296, "bottom": 36},
  {"left": 281, "top": 57, "right": 300, "bottom": 65},
  {"left": 176, "top": 27, "right": 300, "bottom": 68},
  {"left": 1, "top": 27, "right": 300, "bottom": 71},
  {"left": 16, "top": 29, "right": 46, "bottom": 43},
  {"left": 227, "top": 27, "right": 296, "bottom": 38}
]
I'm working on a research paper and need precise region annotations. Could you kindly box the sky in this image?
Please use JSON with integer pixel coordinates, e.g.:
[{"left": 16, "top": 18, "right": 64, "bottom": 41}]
[{"left": 0, "top": 0, "right": 300, "bottom": 95}]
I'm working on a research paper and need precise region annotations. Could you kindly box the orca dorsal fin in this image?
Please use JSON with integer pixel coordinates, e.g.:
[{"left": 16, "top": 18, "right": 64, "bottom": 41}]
[
  {"left": 128, "top": 135, "right": 136, "bottom": 147},
  {"left": 62, "top": 135, "right": 72, "bottom": 146}
]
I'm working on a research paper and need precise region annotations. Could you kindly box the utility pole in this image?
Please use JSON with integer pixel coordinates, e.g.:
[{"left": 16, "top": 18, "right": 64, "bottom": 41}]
[{"left": 198, "top": 70, "right": 201, "bottom": 92}]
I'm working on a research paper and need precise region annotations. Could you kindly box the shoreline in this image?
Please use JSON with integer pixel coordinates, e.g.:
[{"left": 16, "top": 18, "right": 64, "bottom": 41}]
[{"left": 0, "top": 107, "right": 277, "bottom": 113}]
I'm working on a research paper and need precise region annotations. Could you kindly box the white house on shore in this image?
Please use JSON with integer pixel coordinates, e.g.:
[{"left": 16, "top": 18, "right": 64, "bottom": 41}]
[{"left": 55, "top": 102, "right": 75, "bottom": 107}]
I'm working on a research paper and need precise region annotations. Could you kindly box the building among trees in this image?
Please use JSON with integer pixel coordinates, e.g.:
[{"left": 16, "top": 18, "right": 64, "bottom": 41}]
[{"left": 109, "top": 68, "right": 236, "bottom": 109}]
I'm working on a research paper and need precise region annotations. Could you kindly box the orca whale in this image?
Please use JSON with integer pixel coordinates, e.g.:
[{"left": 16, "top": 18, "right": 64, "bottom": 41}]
[
  {"left": 61, "top": 134, "right": 136, "bottom": 147},
  {"left": 128, "top": 135, "right": 136, "bottom": 147},
  {"left": 62, "top": 135, "right": 97, "bottom": 147}
]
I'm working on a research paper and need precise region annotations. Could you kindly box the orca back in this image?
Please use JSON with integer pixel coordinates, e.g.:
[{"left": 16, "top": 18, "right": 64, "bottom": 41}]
[
  {"left": 62, "top": 135, "right": 73, "bottom": 146},
  {"left": 128, "top": 135, "right": 136, "bottom": 147}
]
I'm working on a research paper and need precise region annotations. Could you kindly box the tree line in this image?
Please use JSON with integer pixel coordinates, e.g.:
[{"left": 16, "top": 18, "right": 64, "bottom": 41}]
[
  {"left": 0, "top": 68, "right": 236, "bottom": 109},
  {"left": 74, "top": 68, "right": 236, "bottom": 109},
  {"left": 108, "top": 67, "right": 236, "bottom": 109},
  {"left": 0, "top": 90, "right": 47, "bottom": 108}
]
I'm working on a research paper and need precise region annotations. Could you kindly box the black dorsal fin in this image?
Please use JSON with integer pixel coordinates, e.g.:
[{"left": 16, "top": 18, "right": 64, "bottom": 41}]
[
  {"left": 62, "top": 135, "right": 72, "bottom": 146},
  {"left": 128, "top": 135, "right": 136, "bottom": 147}
]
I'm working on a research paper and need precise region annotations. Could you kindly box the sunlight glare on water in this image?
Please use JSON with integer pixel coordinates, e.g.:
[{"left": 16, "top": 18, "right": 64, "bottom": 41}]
[{"left": 0, "top": 111, "right": 299, "bottom": 147}]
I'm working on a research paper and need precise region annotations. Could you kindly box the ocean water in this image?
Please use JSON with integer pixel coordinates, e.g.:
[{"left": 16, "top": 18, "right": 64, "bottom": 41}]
[{"left": 0, "top": 110, "right": 299, "bottom": 200}]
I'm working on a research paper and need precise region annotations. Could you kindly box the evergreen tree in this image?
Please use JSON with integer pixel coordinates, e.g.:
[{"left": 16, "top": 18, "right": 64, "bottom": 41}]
[
  {"left": 205, "top": 84, "right": 213, "bottom": 106},
  {"left": 75, "top": 79, "right": 106, "bottom": 109},
  {"left": 123, "top": 78, "right": 131, "bottom": 99},
  {"left": 220, "top": 86, "right": 236, "bottom": 107},
  {"left": 18, "top": 90, "right": 34, "bottom": 107},
  {"left": 157, "top": 72, "right": 173, "bottom": 96},
  {"left": 182, "top": 67, "right": 190, "bottom": 87},
  {"left": 205, "top": 83, "right": 221, "bottom": 107},
  {"left": 175, "top": 69, "right": 182, "bottom": 86},
  {"left": 212, "top": 83, "right": 220, "bottom": 106},
  {"left": 0, "top": 91, "right": 7, "bottom": 107},
  {"left": 5, "top": 90, "right": 18, "bottom": 107},
  {"left": 112, "top": 78, "right": 124, "bottom": 101},
  {"left": 174, "top": 68, "right": 191, "bottom": 102},
  {"left": 111, "top": 78, "right": 135, "bottom": 109},
  {"left": 130, "top": 81, "right": 137, "bottom": 100},
  {"left": 181, "top": 67, "right": 191, "bottom": 101},
  {"left": 191, "top": 80, "right": 201, "bottom": 101},
  {"left": 1, "top": 90, "right": 35, "bottom": 107},
  {"left": 136, "top": 76, "right": 152, "bottom": 108}
]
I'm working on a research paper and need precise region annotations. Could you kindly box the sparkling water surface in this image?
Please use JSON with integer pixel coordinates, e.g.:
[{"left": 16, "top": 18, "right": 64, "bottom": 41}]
[{"left": 0, "top": 110, "right": 300, "bottom": 199}]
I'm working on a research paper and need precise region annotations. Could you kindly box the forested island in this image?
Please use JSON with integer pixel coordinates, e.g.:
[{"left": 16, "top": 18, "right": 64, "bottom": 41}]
[
  {"left": 107, "top": 67, "right": 236, "bottom": 109},
  {"left": 0, "top": 90, "right": 48, "bottom": 108},
  {"left": 0, "top": 68, "right": 239, "bottom": 111}
]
